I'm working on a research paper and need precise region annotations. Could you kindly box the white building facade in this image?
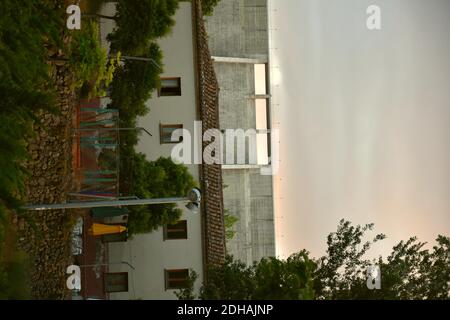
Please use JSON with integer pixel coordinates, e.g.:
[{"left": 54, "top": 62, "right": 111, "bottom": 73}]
[{"left": 100, "top": 1, "right": 226, "bottom": 300}]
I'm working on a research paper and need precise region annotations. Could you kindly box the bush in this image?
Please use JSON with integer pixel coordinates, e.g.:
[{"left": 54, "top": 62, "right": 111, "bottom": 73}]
[
  {"left": 69, "top": 20, "right": 121, "bottom": 98},
  {"left": 127, "top": 155, "right": 197, "bottom": 235}
]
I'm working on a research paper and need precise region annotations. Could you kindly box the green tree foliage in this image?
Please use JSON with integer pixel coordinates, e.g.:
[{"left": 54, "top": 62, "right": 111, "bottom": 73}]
[
  {"left": 69, "top": 20, "right": 121, "bottom": 98},
  {"left": 0, "top": 0, "right": 62, "bottom": 237},
  {"left": 177, "top": 220, "right": 449, "bottom": 300},
  {"left": 199, "top": 255, "right": 256, "bottom": 300},
  {"left": 374, "top": 235, "right": 450, "bottom": 300},
  {"left": 108, "top": 43, "right": 163, "bottom": 189},
  {"left": 202, "top": 0, "right": 221, "bottom": 16},
  {"left": 181, "top": 253, "right": 316, "bottom": 300},
  {"left": 85, "top": 0, "right": 109, "bottom": 14},
  {"left": 107, "top": 0, "right": 180, "bottom": 54},
  {"left": 313, "top": 219, "right": 386, "bottom": 299},
  {"left": 127, "top": 155, "right": 197, "bottom": 235},
  {"left": 253, "top": 252, "right": 316, "bottom": 300},
  {"left": 109, "top": 43, "right": 162, "bottom": 121},
  {"left": 224, "top": 211, "right": 238, "bottom": 240},
  {"left": 102, "top": 0, "right": 180, "bottom": 196},
  {"left": 313, "top": 219, "right": 450, "bottom": 300},
  {"left": 0, "top": 250, "right": 31, "bottom": 300},
  {"left": 174, "top": 269, "right": 199, "bottom": 300}
]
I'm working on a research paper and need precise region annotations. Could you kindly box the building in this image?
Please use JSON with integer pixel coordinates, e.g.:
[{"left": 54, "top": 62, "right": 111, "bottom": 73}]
[
  {"left": 99, "top": 1, "right": 226, "bottom": 299},
  {"left": 204, "top": 0, "right": 276, "bottom": 265}
]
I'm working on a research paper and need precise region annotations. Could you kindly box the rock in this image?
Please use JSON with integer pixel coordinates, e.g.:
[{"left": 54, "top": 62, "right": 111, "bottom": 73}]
[{"left": 18, "top": 219, "right": 25, "bottom": 230}]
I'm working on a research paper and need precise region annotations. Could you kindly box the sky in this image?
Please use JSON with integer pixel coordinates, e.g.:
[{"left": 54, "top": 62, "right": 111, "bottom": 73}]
[{"left": 268, "top": 0, "right": 450, "bottom": 259}]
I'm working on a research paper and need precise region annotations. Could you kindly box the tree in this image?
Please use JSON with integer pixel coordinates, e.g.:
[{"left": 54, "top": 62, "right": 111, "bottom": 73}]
[
  {"left": 199, "top": 255, "right": 255, "bottom": 300},
  {"left": 373, "top": 235, "right": 449, "bottom": 300},
  {"left": 313, "top": 220, "right": 450, "bottom": 300},
  {"left": 178, "top": 253, "right": 316, "bottom": 300},
  {"left": 252, "top": 251, "right": 316, "bottom": 300},
  {"left": 127, "top": 155, "right": 197, "bottom": 235},
  {"left": 109, "top": 42, "right": 163, "bottom": 121},
  {"left": 107, "top": 0, "right": 180, "bottom": 54},
  {"left": 176, "top": 219, "right": 450, "bottom": 300},
  {"left": 201, "top": 0, "right": 221, "bottom": 16},
  {"left": 313, "top": 219, "right": 386, "bottom": 299}
]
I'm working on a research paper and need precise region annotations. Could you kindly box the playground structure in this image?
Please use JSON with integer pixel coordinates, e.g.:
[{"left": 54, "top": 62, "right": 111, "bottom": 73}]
[{"left": 73, "top": 98, "right": 120, "bottom": 201}]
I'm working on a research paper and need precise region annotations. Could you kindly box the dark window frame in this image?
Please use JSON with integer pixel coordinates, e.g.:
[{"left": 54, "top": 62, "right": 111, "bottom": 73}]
[
  {"left": 158, "top": 77, "right": 182, "bottom": 97},
  {"left": 160, "top": 124, "right": 183, "bottom": 144},
  {"left": 163, "top": 220, "right": 188, "bottom": 240},
  {"left": 104, "top": 272, "right": 129, "bottom": 293},
  {"left": 165, "top": 269, "right": 190, "bottom": 290}
]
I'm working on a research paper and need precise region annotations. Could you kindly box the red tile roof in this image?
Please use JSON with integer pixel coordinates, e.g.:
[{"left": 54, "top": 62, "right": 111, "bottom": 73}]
[{"left": 193, "top": 0, "right": 226, "bottom": 267}]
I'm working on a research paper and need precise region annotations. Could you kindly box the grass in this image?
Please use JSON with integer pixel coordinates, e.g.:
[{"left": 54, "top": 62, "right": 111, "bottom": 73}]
[
  {"left": 0, "top": 0, "right": 92, "bottom": 299},
  {"left": 0, "top": 1, "right": 63, "bottom": 282},
  {"left": 0, "top": 211, "right": 31, "bottom": 299},
  {"left": 80, "top": 0, "right": 108, "bottom": 14}
]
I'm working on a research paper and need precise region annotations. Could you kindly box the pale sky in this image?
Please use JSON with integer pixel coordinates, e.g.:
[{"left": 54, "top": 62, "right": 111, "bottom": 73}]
[{"left": 269, "top": 0, "right": 450, "bottom": 259}]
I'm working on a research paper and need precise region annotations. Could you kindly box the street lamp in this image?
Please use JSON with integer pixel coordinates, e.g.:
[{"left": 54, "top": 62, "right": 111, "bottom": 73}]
[
  {"left": 185, "top": 187, "right": 201, "bottom": 213},
  {"left": 22, "top": 188, "right": 202, "bottom": 212}
]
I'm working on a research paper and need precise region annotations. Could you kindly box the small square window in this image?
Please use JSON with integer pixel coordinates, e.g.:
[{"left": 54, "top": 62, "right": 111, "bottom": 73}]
[
  {"left": 160, "top": 124, "right": 183, "bottom": 144},
  {"left": 164, "top": 220, "right": 188, "bottom": 240},
  {"left": 165, "top": 269, "right": 190, "bottom": 290},
  {"left": 104, "top": 272, "right": 128, "bottom": 293},
  {"left": 159, "top": 77, "right": 181, "bottom": 96}
]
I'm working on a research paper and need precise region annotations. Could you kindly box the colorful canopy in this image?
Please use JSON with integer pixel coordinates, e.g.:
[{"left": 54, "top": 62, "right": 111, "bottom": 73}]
[{"left": 89, "top": 223, "right": 127, "bottom": 236}]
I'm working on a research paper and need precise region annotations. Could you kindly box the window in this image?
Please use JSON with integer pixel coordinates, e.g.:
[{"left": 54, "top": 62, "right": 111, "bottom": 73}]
[
  {"left": 102, "top": 231, "right": 128, "bottom": 243},
  {"left": 164, "top": 220, "right": 188, "bottom": 240},
  {"left": 165, "top": 269, "right": 190, "bottom": 290},
  {"left": 104, "top": 273, "right": 128, "bottom": 293},
  {"left": 254, "top": 64, "right": 267, "bottom": 95},
  {"left": 159, "top": 77, "right": 181, "bottom": 96},
  {"left": 160, "top": 124, "right": 183, "bottom": 144}
]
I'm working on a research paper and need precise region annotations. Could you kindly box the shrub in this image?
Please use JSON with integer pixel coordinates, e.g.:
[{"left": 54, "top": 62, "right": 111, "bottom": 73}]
[{"left": 69, "top": 20, "right": 121, "bottom": 98}]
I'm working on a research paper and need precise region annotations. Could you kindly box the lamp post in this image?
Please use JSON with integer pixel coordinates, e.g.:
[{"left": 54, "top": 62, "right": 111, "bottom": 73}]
[{"left": 22, "top": 188, "right": 202, "bottom": 213}]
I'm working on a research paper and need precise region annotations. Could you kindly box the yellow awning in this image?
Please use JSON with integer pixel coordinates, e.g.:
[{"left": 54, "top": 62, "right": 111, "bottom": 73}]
[{"left": 89, "top": 223, "right": 127, "bottom": 236}]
